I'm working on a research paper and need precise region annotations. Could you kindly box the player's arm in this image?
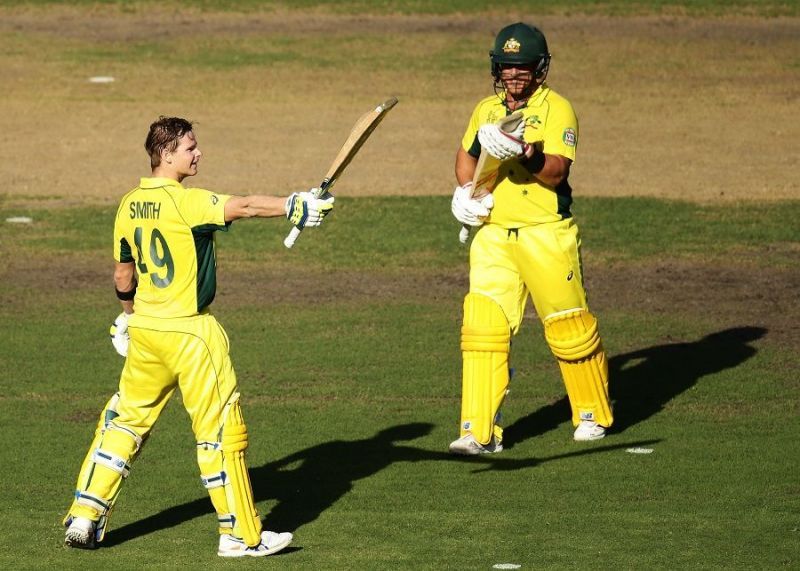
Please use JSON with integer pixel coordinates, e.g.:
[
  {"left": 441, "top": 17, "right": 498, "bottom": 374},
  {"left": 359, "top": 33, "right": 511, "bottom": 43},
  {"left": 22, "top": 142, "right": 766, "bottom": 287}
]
[
  {"left": 519, "top": 147, "right": 572, "bottom": 187},
  {"left": 224, "top": 195, "right": 287, "bottom": 222},
  {"left": 455, "top": 146, "right": 478, "bottom": 186},
  {"left": 114, "top": 261, "right": 136, "bottom": 315},
  {"left": 110, "top": 260, "right": 135, "bottom": 357},
  {"left": 225, "top": 193, "right": 334, "bottom": 228}
]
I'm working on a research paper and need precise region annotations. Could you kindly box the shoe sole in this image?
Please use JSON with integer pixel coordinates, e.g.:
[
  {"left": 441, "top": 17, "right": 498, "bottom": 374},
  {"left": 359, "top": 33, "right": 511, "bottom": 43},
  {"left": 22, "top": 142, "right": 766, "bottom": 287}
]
[
  {"left": 574, "top": 432, "right": 606, "bottom": 441},
  {"left": 218, "top": 537, "right": 292, "bottom": 558},
  {"left": 65, "top": 532, "right": 96, "bottom": 550},
  {"left": 448, "top": 444, "right": 503, "bottom": 455}
]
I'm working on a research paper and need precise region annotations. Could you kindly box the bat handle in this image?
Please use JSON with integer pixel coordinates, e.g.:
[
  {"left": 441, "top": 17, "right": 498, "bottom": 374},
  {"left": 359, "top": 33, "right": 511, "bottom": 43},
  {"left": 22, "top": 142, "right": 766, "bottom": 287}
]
[
  {"left": 284, "top": 225, "right": 302, "bottom": 249},
  {"left": 458, "top": 225, "right": 470, "bottom": 244}
]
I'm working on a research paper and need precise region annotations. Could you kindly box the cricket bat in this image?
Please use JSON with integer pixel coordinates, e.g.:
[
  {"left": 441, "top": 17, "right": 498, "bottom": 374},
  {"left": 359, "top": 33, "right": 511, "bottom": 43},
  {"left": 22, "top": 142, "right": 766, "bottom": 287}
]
[
  {"left": 284, "top": 96, "right": 399, "bottom": 248},
  {"left": 458, "top": 110, "right": 525, "bottom": 244}
]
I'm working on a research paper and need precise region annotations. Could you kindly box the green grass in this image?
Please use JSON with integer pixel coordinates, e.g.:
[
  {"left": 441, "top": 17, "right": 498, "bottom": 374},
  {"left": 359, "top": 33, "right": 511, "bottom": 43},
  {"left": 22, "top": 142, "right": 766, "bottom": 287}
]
[
  {"left": 4, "top": 196, "right": 798, "bottom": 266},
  {"left": 0, "top": 196, "right": 798, "bottom": 568},
  {"left": 4, "top": 0, "right": 800, "bottom": 17}
]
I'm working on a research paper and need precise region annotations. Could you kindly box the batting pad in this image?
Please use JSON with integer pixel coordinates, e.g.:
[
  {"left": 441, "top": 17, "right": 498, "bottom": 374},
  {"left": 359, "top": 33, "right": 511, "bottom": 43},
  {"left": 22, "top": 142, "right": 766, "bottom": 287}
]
[
  {"left": 460, "top": 293, "right": 511, "bottom": 445},
  {"left": 67, "top": 419, "right": 143, "bottom": 541},
  {"left": 64, "top": 393, "right": 136, "bottom": 541},
  {"left": 544, "top": 309, "right": 613, "bottom": 428},
  {"left": 198, "top": 395, "right": 262, "bottom": 547}
]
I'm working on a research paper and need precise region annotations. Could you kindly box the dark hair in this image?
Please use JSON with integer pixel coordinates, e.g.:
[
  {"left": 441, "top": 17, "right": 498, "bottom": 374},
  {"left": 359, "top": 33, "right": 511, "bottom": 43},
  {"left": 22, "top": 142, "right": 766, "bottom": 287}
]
[{"left": 144, "top": 116, "right": 194, "bottom": 169}]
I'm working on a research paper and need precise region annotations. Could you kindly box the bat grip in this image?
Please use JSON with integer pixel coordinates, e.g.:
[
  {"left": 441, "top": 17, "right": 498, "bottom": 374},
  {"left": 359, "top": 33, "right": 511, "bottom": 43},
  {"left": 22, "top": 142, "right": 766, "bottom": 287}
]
[
  {"left": 284, "top": 225, "right": 302, "bottom": 248},
  {"left": 458, "top": 225, "right": 470, "bottom": 244}
]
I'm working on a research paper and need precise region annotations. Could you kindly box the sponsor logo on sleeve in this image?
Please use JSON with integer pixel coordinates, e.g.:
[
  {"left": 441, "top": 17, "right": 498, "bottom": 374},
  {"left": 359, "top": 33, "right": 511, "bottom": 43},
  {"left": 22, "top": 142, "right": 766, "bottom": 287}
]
[
  {"left": 562, "top": 128, "right": 577, "bottom": 147},
  {"left": 211, "top": 195, "right": 219, "bottom": 205}
]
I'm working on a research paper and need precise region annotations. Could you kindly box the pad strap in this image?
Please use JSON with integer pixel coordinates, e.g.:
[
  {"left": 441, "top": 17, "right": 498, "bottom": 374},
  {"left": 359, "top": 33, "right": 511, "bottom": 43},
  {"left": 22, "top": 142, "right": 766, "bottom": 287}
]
[
  {"left": 201, "top": 471, "right": 228, "bottom": 489},
  {"left": 92, "top": 448, "right": 131, "bottom": 477},
  {"left": 197, "top": 440, "right": 221, "bottom": 451},
  {"left": 76, "top": 492, "right": 111, "bottom": 515},
  {"left": 218, "top": 514, "right": 235, "bottom": 529}
]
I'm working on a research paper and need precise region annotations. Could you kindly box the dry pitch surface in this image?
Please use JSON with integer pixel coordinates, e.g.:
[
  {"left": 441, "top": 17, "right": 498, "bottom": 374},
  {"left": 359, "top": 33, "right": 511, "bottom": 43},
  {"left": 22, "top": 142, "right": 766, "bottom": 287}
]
[{"left": 1, "top": 7, "right": 798, "bottom": 207}]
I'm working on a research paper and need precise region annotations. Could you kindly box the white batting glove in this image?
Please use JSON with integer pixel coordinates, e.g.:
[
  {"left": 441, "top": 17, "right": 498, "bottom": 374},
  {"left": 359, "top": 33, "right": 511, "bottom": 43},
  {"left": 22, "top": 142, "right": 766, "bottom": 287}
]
[
  {"left": 285, "top": 189, "right": 335, "bottom": 229},
  {"left": 478, "top": 121, "right": 529, "bottom": 161},
  {"left": 109, "top": 312, "right": 130, "bottom": 357},
  {"left": 451, "top": 183, "right": 494, "bottom": 227}
]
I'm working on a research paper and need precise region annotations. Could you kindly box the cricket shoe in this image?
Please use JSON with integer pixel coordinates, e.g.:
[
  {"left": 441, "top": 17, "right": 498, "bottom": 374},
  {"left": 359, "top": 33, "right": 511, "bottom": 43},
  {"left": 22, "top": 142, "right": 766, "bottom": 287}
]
[
  {"left": 64, "top": 516, "right": 97, "bottom": 550},
  {"left": 448, "top": 434, "right": 503, "bottom": 455},
  {"left": 573, "top": 420, "right": 606, "bottom": 441},
  {"left": 218, "top": 530, "right": 293, "bottom": 558}
]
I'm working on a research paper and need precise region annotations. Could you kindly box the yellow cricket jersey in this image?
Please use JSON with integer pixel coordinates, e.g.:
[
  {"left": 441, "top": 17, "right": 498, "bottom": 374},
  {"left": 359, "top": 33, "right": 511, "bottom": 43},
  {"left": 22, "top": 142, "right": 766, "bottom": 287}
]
[
  {"left": 113, "top": 177, "right": 231, "bottom": 318},
  {"left": 461, "top": 83, "right": 578, "bottom": 227}
]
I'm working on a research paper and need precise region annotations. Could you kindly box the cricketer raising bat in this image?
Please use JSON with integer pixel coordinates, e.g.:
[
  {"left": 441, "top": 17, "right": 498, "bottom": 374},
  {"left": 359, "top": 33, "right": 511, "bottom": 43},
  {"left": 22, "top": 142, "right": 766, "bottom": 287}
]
[
  {"left": 458, "top": 110, "right": 525, "bottom": 244},
  {"left": 284, "top": 96, "right": 399, "bottom": 248}
]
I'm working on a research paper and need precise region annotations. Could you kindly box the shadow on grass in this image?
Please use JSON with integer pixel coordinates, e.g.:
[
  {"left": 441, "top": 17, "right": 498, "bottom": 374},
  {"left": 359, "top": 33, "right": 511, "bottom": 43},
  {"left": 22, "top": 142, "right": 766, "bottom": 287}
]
[
  {"left": 102, "top": 327, "right": 763, "bottom": 547},
  {"left": 103, "top": 423, "right": 656, "bottom": 547},
  {"left": 503, "top": 325, "right": 767, "bottom": 448}
]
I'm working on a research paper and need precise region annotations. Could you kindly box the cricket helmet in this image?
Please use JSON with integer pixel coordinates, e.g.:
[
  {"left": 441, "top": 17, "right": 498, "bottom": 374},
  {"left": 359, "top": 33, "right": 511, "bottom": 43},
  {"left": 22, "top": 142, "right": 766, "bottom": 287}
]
[{"left": 490, "top": 22, "right": 551, "bottom": 81}]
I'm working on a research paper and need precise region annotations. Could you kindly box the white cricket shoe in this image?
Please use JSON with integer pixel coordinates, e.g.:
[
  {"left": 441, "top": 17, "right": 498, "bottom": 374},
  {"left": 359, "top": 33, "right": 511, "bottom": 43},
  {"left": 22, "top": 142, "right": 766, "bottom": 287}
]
[
  {"left": 574, "top": 420, "right": 606, "bottom": 441},
  {"left": 64, "top": 516, "right": 97, "bottom": 550},
  {"left": 218, "top": 530, "right": 293, "bottom": 558},
  {"left": 448, "top": 434, "right": 503, "bottom": 455}
]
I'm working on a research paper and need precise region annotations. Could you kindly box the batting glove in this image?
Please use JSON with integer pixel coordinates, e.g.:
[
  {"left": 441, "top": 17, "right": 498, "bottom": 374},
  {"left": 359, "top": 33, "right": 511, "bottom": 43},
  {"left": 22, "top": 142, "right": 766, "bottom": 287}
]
[
  {"left": 110, "top": 312, "right": 130, "bottom": 357},
  {"left": 285, "top": 189, "right": 335, "bottom": 229},
  {"left": 477, "top": 121, "right": 530, "bottom": 161},
  {"left": 451, "top": 183, "right": 494, "bottom": 227}
]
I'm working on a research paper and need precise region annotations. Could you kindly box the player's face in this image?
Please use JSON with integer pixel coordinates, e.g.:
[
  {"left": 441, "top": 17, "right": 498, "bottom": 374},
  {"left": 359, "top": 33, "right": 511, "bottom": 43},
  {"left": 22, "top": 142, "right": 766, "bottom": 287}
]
[
  {"left": 500, "top": 64, "right": 537, "bottom": 100},
  {"left": 170, "top": 131, "right": 202, "bottom": 178}
]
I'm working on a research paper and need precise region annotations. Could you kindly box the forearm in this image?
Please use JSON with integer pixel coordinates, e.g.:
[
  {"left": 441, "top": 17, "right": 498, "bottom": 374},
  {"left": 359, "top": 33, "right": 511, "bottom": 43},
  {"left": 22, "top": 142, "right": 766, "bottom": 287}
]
[
  {"left": 225, "top": 195, "right": 287, "bottom": 222},
  {"left": 114, "top": 261, "right": 136, "bottom": 315},
  {"left": 455, "top": 147, "right": 477, "bottom": 186},
  {"left": 519, "top": 147, "right": 571, "bottom": 187}
]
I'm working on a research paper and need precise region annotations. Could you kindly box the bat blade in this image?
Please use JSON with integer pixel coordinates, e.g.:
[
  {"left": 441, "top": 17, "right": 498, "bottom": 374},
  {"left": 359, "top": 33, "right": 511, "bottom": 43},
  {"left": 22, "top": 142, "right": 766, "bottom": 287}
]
[
  {"left": 320, "top": 96, "right": 398, "bottom": 193},
  {"left": 284, "top": 97, "right": 398, "bottom": 249},
  {"left": 458, "top": 110, "right": 525, "bottom": 243}
]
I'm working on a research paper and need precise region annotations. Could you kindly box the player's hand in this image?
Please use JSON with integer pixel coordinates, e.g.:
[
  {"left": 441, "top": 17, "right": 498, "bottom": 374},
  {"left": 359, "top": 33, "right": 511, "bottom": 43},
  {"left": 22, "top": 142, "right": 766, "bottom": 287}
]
[
  {"left": 451, "top": 183, "right": 494, "bottom": 227},
  {"left": 478, "top": 122, "right": 530, "bottom": 161},
  {"left": 285, "top": 189, "right": 335, "bottom": 229},
  {"left": 109, "top": 312, "right": 130, "bottom": 357}
]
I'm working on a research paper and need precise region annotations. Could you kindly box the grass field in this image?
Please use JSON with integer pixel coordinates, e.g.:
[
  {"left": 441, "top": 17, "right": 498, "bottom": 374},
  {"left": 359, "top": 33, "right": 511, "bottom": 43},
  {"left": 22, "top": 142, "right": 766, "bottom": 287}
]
[
  {"left": 2, "top": 197, "right": 798, "bottom": 568},
  {"left": 1, "top": 1, "right": 798, "bottom": 569}
]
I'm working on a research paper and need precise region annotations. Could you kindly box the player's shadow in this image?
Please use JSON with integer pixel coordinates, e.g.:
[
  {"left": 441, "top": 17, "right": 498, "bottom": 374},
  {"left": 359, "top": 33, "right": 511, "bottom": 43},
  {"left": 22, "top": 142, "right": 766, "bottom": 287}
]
[
  {"left": 103, "top": 421, "right": 651, "bottom": 547},
  {"left": 503, "top": 326, "right": 767, "bottom": 448}
]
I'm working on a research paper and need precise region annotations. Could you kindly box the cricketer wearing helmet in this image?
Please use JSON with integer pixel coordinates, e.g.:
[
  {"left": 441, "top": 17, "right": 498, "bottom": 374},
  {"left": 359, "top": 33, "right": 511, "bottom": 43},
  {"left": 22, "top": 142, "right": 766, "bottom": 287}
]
[
  {"left": 449, "top": 22, "right": 613, "bottom": 455},
  {"left": 63, "top": 116, "right": 334, "bottom": 556}
]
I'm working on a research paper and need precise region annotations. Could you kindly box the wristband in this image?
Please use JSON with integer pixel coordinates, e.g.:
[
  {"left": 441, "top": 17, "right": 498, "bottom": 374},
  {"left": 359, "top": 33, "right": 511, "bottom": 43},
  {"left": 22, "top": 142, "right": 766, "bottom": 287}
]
[
  {"left": 519, "top": 145, "right": 545, "bottom": 174},
  {"left": 115, "top": 286, "right": 137, "bottom": 301}
]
